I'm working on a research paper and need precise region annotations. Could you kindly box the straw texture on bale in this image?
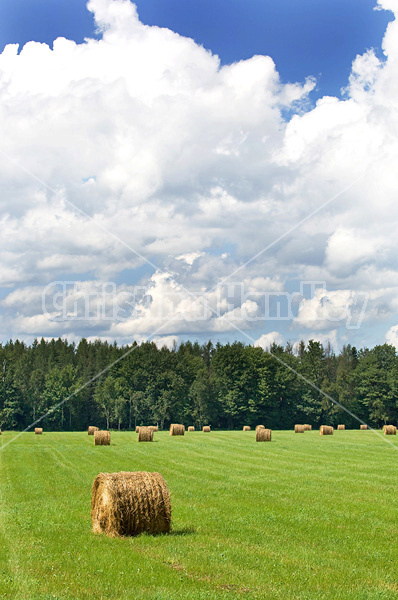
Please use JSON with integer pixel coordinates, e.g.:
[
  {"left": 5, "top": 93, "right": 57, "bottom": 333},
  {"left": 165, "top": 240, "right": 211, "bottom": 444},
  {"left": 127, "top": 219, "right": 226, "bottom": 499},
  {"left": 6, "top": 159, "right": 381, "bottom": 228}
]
[
  {"left": 94, "top": 430, "right": 111, "bottom": 445},
  {"left": 243, "top": 426, "right": 251, "bottom": 431},
  {"left": 202, "top": 426, "right": 211, "bottom": 432},
  {"left": 384, "top": 425, "right": 397, "bottom": 435},
  {"left": 255, "top": 425, "right": 265, "bottom": 431},
  {"left": 34, "top": 428, "right": 43, "bottom": 435},
  {"left": 188, "top": 426, "right": 195, "bottom": 431},
  {"left": 304, "top": 424, "right": 312, "bottom": 431},
  {"left": 91, "top": 471, "right": 171, "bottom": 537},
  {"left": 337, "top": 424, "right": 345, "bottom": 430},
  {"left": 256, "top": 428, "right": 271, "bottom": 442},
  {"left": 88, "top": 426, "right": 99, "bottom": 436},
  {"left": 294, "top": 424, "right": 305, "bottom": 433},
  {"left": 169, "top": 424, "right": 185, "bottom": 436},
  {"left": 360, "top": 424, "right": 368, "bottom": 430},
  {"left": 148, "top": 426, "right": 158, "bottom": 432},
  {"left": 320, "top": 425, "right": 334, "bottom": 435},
  {"left": 138, "top": 427, "right": 153, "bottom": 442}
]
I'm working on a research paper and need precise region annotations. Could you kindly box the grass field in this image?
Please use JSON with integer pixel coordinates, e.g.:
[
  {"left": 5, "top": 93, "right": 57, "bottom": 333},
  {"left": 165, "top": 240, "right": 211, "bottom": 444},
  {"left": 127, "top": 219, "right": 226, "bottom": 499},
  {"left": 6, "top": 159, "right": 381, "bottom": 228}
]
[{"left": 1, "top": 429, "right": 398, "bottom": 600}]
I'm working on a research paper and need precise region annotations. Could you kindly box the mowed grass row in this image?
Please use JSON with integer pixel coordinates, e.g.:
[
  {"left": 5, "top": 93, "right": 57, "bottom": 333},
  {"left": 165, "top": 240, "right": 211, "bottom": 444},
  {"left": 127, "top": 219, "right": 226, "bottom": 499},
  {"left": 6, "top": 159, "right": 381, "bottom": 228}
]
[{"left": 1, "top": 430, "right": 398, "bottom": 600}]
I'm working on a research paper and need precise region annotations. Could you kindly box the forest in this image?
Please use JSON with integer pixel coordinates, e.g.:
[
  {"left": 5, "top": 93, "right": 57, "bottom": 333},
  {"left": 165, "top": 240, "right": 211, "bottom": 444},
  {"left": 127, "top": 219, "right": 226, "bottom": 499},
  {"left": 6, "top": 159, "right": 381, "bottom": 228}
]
[{"left": 1, "top": 337, "right": 397, "bottom": 431}]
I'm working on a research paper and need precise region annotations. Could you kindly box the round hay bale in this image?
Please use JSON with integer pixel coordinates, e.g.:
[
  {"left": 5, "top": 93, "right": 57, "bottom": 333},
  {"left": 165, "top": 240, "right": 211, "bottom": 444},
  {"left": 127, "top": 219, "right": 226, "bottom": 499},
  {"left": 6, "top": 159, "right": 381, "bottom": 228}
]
[
  {"left": 94, "top": 430, "right": 111, "bottom": 446},
  {"left": 320, "top": 425, "right": 334, "bottom": 435},
  {"left": 255, "top": 425, "right": 265, "bottom": 431},
  {"left": 0, "top": 429, "right": 2, "bottom": 435},
  {"left": 243, "top": 426, "right": 251, "bottom": 431},
  {"left": 148, "top": 426, "right": 158, "bottom": 432},
  {"left": 303, "top": 424, "right": 312, "bottom": 431},
  {"left": 91, "top": 471, "right": 171, "bottom": 537},
  {"left": 135, "top": 426, "right": 140, "bottom": 433},
  {"left": 294, "top": 424, "right": 305, "bottom": 433},
  {"left": 169, "top": 424, "right": 185, "bottom": 436},
  {"left": 384, "top": 425, "right": 397, "bottom": 435},
  {"left": 34, "top": 428, "right": 43, "bottom": 435},
  {"left": 360, "top": 424, "right": 368, "bottom": 430},
  {"left": 256, "top": 428, "right": 271, "bottom": 442},
  {"left": 337, "top": 424, "right": 345, "bottom": 430},
  {"left": 187, "top": 426, "right": 195, "bottom": 432},
  {"left": 138, "top": 427, "right": 153, "bottom": 442},
  {"left": 88, "top": 426, "right": 99, "bottom": 436},
  {"left": 202, "top": 426, "right": 211, "bottom": 432}
]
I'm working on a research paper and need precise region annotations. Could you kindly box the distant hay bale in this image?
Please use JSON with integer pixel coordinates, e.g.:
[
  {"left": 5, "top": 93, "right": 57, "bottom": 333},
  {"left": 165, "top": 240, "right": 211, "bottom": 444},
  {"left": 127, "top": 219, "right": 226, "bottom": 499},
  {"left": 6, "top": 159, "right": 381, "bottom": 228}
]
[
  {"left": 148, "top": 426, "right": 158, "bottom": 432},
  {"left": 255, "top": 425, "right": 265, "bottom": 431},
  {"left": 138, "top": 427, "right": 153, "bottom": 442},
  {"left": 34, "top": 428, "right": 43, "bottom": 435},
  {"left": 294, "top": 424, "right": 305, "bottom": 433},
  {"left": 91, "top": 471, "right": 171, "bottom": 537},
  {"left": 303, "top": 424, "right": 312, "bottom": 431},
  {"left": 0, "top": 429, "right": 2, "bottom": 435},
  {"left": 360, "top": 424, "right": 368, "bottom": 430},
  {"left": 88, "top": 426, "right": 99, "bottom": 436},
  {"left": 337, "top": 424, "right": 345, "bottom": 430},
  {"left": 243, "top": 426, "right": 251, "bottom": 431},
  {"left": 94, "top": 430, "right": 111, "bottom": 446},
  {"left": 320, "top": 425, "right": 334, "bottom": 435},
  {"left": 169, "top": 424, "right": 185, "bottom": 436},
  {"left": 256, "top": 428, "right": 271, "bottom": 442},
  {"left": 384, "top": 425, "right": 397, "bottom": 435},
  {"left": 202, "top": 426, "right": 211, "bottom": 432},
  {"left": 188, "top": 426, "right": 195, "bottom": 432},
  {"left": 135, "top": 426, "right": 140, "bottom": 433}
]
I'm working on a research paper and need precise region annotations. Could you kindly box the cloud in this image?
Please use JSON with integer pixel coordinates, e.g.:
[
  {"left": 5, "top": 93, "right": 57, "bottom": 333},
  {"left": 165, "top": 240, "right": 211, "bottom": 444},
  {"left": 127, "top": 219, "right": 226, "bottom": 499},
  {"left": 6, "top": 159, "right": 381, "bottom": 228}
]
[
  {"left": 0, "top": 0, "right": 397, "bottom": 349},
  {"left": 254, "top": 331, "right": 284, "bottom": 349}
]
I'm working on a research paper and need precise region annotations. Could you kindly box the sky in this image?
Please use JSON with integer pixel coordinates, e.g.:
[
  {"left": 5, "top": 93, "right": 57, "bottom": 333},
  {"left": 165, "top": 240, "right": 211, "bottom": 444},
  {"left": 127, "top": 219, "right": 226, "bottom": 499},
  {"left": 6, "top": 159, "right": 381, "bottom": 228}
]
[{"left": 0, "top": 0, "right": 397, "bottom": 352}]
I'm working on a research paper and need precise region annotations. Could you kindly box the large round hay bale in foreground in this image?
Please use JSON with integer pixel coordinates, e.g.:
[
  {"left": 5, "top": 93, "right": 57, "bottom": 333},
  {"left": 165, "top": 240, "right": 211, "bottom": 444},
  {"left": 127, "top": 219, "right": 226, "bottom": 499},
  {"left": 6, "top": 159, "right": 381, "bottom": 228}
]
[
  {"left": 255, "top": 425, "right": 265, "bottom": 431},
  {"left": 91, "top": 471, "right": 171, "bottom": 537},
  {"left": 320, "top": 425, "right": 333, "bottom": 435},
  {"left": 148, "top": 426, "right": 158, "bottom": 432},
  {"left": 202, "top": 426, "right": 211, "bottom": 432},
  {"left": 384, "top": 425, "right": 397, "bottom": 435},
  {"left": 188, "top": 426, "right": 195, "bottom": 432},
  {"left": 94, "top": 430, "right": 111, "bottom": 445},
  {"left": 138, "top": 427, "right": 153, "bottom": 442},
  {"left": 294, "top": 424, "right": 305, "bottom": 433},
  {"left": 360, "top": 424, "right": 368, "bottom": 430},
  {"left": 34, "top": 428, "right": 43, "bottom": 435},
  {"left": 303, "top": 424, "right": 312, "bottom": 431},
  {"left": 88, "top": 426, "right": 99, "bottom": 436},
  {"left": 337, "top": 424, "right": 345, "bottom": 430},
  {"left": 169, "top": 424, "right": 185, "bottom": 436},
  {"left": 256, "top": 428, "right": 271, "bottom": 442},
  {"left": 243, "top": 426, "right": 251, "bottom": 431}
]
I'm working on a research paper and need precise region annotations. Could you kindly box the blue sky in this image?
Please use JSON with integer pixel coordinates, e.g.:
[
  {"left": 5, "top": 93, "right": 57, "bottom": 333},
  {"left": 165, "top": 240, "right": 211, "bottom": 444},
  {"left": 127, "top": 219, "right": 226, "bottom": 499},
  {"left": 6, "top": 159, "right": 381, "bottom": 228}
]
[
  {"left": 0, "top": 0, "right": 397, "bottom": 352},
  {"left": 0, "top": 0, "right": 392, "bottom": 98}
]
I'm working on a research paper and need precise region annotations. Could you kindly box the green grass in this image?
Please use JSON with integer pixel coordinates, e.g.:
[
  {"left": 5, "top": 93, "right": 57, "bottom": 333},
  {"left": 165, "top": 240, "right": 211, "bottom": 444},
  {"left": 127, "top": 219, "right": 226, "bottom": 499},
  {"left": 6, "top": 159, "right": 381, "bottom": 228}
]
[{"left": 1, "top": 429, "right": 398, "bottom": 600}]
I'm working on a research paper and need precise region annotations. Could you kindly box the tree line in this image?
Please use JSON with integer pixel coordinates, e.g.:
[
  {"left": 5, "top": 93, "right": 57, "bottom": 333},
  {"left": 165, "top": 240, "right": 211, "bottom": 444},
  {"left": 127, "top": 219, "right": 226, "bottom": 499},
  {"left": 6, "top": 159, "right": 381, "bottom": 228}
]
[{"left": 1, "top": 337, "right": 397, "bottom": 431}]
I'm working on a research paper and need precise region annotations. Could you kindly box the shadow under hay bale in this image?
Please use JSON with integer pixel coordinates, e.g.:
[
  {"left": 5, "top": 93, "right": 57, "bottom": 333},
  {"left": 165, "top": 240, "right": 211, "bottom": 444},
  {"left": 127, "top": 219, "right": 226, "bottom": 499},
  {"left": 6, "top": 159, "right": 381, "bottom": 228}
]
[
  {"left": 169, "top": 424, "right": 185, "bottom": 436},
  {"left": 256, "top": 428, "right": 271, "bottom": 442},
  {"left": 337, "top": 424, "right": 345, "bottom": 430},
  {"left": 34, "top": 428, "right": 43, "bottom": 435},
  {"left": 294, "top": 424, "right": 305, "bottom": 433},
  {"left": 202, "top": 426, "right": 211, "bottom": 432},
  {"left": 360, "top": 424, "right": 368, "bottom": 430},
  {"left": 91, "top": 471, "right": 171, "bottom": 537},
  {"left": 384, "top": 425, "right": 396, "bottom": 435},
  {"left": 94, "top": 430, "right": 111, "bottom": 446},
  {"left": 303, "top": 424, "right": 312, "bottom": 431},
  {"left": 138, "top": 427, "right": 153, "bottom": 442},
  {"left": 243, "top": 426, "right": 251, "bottom": 431},
  {"left": 88, "top": 426, "right": 99, "bottom": 436},
  {"left": 320, "top": 425, "right": 333, "bottom": 435},
  {"left": 187, "top": 426, "right": 195, "bottom": 432}
]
